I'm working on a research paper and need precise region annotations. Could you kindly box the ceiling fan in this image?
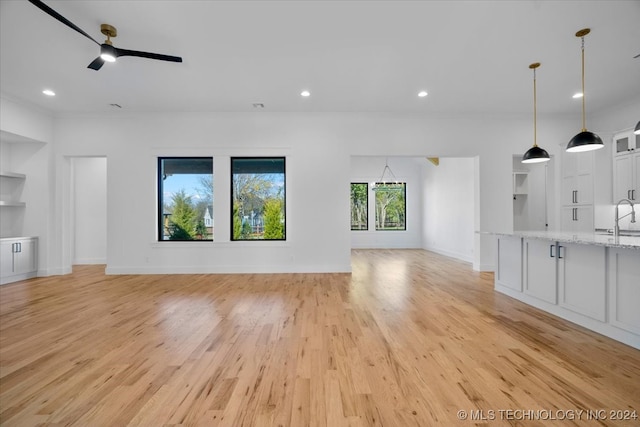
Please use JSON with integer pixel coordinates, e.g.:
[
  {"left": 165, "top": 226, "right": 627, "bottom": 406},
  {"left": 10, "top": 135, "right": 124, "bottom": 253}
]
[{"left": 28, "top": 0, "right": 183, "bottom": 71}]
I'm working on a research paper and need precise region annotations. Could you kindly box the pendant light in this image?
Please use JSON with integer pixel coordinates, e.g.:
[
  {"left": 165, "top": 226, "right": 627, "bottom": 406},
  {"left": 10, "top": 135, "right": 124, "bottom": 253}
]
[
  {"left": 634, "top": 121, "right": 640, "bottom": 135},
  {"left": 371, "top": 158, "right": 399, "bottom": 191},
  {"left": 522, "top": 63, "right": 550, "bottom": 163},
  {"left": 566, "top": 28, "right": 604, "bottom": 152}
]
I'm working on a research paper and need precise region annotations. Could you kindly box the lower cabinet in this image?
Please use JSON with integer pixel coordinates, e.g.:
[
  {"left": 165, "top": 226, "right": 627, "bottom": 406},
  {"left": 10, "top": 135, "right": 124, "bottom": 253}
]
[
  {"left": 495, "top": 235, "right": 522, "bottom": 291},
  {"left": 523, "top": 239, "right": 606, "bottom": 321},
  {"left": 0, "top": 237, "right": 38, "bottom": 285},
  {"left": 608, "top": 248, "right": 640, "bottom": 335},
  {"left": 557, "top": 242, "right": 606, "bottom": 321},
  {"left": 523, "top": 238, "right": 557, "bottom": 304},
  {"left": 501, "top": 236, "right": 639, "bottom": 349}
]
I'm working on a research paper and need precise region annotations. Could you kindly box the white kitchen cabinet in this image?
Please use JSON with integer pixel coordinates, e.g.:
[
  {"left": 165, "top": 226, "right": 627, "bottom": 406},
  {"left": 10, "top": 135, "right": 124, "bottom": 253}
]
[
  {"left": 523, "top": 238, "right": 557, "bottom": 304},
  {"left": 613, "top": 131, "right": 639, "bottom": 157},
  {"left": 557, "top": 242, "right": 606, "bottom": 321},
  {"left": 608, "top": 248, "right": 640, "bottom": 335},
  {"left": 560, "top": 205, "right": 594, "bottom": 233},
  {"left": 0, "top": 237, "right": 38, "bottom": 285},
  {"left": 524, "top": 239, "right": 605, "bottom": 319},
  {"left": 562, "top": 149, "right": 594, "bottom": 205},
  {"left": 612, "top": 131, "right": 640, "bottom": 202},
  {"left": 495, "top": 235, "right": 522, "bottom": 291},
  {"left": 561, "top": 149, "right": 596, "bottom": 233}
]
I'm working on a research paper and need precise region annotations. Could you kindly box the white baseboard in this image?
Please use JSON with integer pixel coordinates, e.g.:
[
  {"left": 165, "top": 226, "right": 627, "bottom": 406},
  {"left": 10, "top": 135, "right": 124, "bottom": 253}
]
[
  {"left": 73, "top": 258, "right": 107, "bottom": 265},
  {"left": 423, "top": 244, "right": 473, "bottom": 264},
  {"left": 105, "top": 263, "right": 353, "bottom": 275}
]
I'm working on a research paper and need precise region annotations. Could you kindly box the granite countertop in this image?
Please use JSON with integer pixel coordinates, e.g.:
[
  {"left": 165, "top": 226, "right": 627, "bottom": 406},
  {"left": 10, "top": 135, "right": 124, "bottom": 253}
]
[{"left": 488, "top": 231, "right": 640, "bottom": 250}]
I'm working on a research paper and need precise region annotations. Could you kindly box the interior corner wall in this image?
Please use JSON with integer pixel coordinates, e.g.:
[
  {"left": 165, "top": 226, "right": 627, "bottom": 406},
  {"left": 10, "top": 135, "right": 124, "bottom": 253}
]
[
  {"left": 421, "top": 157, "right": 475, "bottom": 263},
  {"left": 350, "top": 156, "right": 422, "bottom": 249}
]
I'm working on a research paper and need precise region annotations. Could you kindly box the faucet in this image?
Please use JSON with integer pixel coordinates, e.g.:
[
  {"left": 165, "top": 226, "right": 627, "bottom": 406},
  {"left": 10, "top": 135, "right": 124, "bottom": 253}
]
[{"left": 615, "top": 198, "right": 636, "bottom": 237}]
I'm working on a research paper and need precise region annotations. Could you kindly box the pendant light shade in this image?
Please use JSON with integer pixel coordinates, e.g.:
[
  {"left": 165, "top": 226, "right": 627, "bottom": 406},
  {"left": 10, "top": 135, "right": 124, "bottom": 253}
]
[
  {"left": 522, "top": 62, "right": 550, "bottom": 164},
  {"left": 523, "top": 145, "right": 550, "bottom": 163},
  {"left": 566, "top": 28, "right": 603, "bottom": 153},
  {"left": 634, "top": 121, "right": 640, "bottom": 135},
  {"left": 566, "top": 130, "right": 604, "bottom": 153}
]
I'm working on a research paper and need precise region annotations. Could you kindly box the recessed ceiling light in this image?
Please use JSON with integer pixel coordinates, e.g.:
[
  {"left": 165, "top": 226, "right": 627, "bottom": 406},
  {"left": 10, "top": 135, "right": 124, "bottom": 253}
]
[
  {"left": 572, "top": 92, "right": 583, "bottom": 99},
  {"left": 300, "top": 90, "right": 311, "bottom": 97},
  {"left": 42, "top": 89, "right": 55, "bottom": 96},
  {"left": 418, "top": 91, "right": 428, "bottom": 97}
]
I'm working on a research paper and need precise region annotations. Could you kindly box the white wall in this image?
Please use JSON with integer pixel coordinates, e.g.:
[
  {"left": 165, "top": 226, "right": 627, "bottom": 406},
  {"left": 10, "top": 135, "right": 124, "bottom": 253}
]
[
  {"left": 47, "top": 111, "right": 583, "bottom": 274},
  {"left": 421, "top": 157, "right": 475, "bottom": 263},
  {"left": 350, "top": 156, "right": 422, "bottom": 248},
  {"left": 72, "top": 157, "right": 107, "bottom": 264}
]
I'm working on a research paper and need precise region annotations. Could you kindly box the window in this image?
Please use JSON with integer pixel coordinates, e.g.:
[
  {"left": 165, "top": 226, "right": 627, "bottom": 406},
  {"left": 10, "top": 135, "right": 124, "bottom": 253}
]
[
  {"left": 158, "top": 157, "right": 213, "bottom": 241},
  {"left": 374, "top": 183, "right": 406, "bottom": 230},
  {"left": 231, "top": 157, "right": 285, "bottom": 240},
  {"left": 350, "top": 183, "right": 368, "bottom": 230}
]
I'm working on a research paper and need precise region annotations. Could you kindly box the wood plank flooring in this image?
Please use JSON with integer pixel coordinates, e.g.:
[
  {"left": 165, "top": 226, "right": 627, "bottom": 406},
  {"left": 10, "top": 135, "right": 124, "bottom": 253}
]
[{"left": 1, "top": 249, "right": 639, "bottom": 426}]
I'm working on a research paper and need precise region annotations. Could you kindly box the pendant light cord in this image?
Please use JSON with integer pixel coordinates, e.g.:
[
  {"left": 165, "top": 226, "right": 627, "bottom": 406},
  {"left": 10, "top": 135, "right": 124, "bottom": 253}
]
[
  {"left": 581, "top": 35, "right": 586, "bottom": 132},
  {"left": 533, "top": 67, "right": 538, "bottom": 147}
]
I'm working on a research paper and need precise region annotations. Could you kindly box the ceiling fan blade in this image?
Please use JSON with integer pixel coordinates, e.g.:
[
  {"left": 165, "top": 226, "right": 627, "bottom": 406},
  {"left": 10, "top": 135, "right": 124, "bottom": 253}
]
[
  {"left": 28, "top": 0, "right": 100, "bottom": 45},
  {"left": 115, "top": 48, "right": 183, "bottom": 63},
  {"left": 87, "top": 57, "right": 105, "bottom": 71}
]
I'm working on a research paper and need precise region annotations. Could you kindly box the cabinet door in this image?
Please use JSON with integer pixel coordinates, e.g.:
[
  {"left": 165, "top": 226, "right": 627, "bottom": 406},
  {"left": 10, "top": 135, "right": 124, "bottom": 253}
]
[
  {"left": 523, "top": 239, "right": 557, "bottom": 304},
  {"left": 633, "top": 152, "right": 640, "bottom": 202},
  {"left": 558, "top": 243, "right": 606, "bottom": 321},
  {"left": 14, "top": 239, "right": 37, "bottom": 275},
  {"left": 575, "top": 172, "right": 593, "bottom": 204},
  {"left": 614, "top": 155, "right": 633, "bottom": 202},
  {"left": 496, "top": 235, "right": 522, "bottom": 291},
  {"left": 614, "top": 134, "right": 632, "bottom": 157},
  {"left": 561, "top": 207, "right": 575, "bottom": 232},
  {"left": 0, "top": 241, "right": 14, "bottom": 276},
  {"left": 561, "top": 206, "right": 593, "bottom": 233},
  {"left": 608, "top": 248, "right": 640, "bottom": 334},
  {"left": 562, "top": 175, "right": 577, "bottom": 205},
  {"left": 575, "top": 205, "right": 594, "bottom": 233}
]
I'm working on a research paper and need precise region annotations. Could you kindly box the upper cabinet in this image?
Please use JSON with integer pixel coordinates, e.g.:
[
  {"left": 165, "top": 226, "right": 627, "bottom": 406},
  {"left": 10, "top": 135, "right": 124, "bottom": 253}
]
[
  {"left": 612, "top": 131, "right": 640, "bottom": 203},
  {"left": 561, "top": 150, "right": 595, "bottom": 232}
]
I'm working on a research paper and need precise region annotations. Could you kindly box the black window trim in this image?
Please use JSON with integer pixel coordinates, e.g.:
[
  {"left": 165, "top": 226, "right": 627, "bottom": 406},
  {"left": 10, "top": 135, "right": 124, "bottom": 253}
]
[
  {"left": 157, "top": 156, "right": 214, "bottom": 242},
  {"left": 230, "top": 156, "right": 287, "bottom": 241}
]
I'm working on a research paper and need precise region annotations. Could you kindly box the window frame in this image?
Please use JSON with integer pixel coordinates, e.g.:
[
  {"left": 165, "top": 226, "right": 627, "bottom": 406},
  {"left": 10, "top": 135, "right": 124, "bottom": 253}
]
[
  {"left": 157, "top": 156, "right": 214, "bottom": 242},
  {"left": 350, "top": 182, "right": 369, "bottom": 231},
  {"left": 230, "top": 156, "right": 286, "bottom": 241},
  {"left": 374, "top": 182, "right": 407, "bottom": 231}
]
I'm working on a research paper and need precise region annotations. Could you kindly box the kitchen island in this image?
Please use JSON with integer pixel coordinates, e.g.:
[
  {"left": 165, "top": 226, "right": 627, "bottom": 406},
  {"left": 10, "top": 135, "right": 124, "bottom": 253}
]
[{"left": 493, "top": 231, "right": 640, "bottom": 349}]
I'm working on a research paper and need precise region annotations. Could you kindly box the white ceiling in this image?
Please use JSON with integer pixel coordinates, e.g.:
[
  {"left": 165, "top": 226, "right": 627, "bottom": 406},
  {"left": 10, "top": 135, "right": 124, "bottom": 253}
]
[{"left": 1, "top": 0, "right": 639, "bottom": 116}]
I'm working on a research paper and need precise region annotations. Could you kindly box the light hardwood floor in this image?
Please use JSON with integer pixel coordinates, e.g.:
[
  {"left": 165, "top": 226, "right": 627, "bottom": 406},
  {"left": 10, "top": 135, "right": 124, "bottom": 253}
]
[{"left": 1, "top": 249, "right": 639, "bottom": 426}]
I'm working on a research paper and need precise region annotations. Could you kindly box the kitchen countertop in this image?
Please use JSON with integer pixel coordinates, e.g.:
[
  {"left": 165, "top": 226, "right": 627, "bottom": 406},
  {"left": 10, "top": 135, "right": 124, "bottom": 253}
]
[{"left": 488, "top": 231, "right": 640, "bottom": 250}]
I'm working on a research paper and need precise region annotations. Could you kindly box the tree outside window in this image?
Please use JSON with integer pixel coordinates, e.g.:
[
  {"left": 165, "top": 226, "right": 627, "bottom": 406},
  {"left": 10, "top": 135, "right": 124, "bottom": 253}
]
[
  {"left": 231, "top": 157, "right": 285, "bottom": 240},
  {"left": 158, "top": 157, "right": 213, "bottom": 241},
  {"left": 350, "top": 183, "right": 368, "bottom": 230},
  {"left": 374, "top": 183, "right": 406, "bottom": 230}
]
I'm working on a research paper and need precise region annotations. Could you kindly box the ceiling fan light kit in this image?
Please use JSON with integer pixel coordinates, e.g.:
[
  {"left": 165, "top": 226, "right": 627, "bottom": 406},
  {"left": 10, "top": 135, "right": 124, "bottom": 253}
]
[
  {"left": 522, "top": 62, "right": 550, "bottom": 164},
  {"left": 566, "top": 28, "right": 604, "bottom": 153},
  {"left": 28, "top": 0, "right": 183, "bottom": 71}
]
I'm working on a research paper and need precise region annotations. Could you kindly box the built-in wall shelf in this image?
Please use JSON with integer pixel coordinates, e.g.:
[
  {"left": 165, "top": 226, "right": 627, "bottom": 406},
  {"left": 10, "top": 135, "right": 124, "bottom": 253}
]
[
  {"left": 0, "top": 171, "right": 26, "bottom": 179},
  {"left": 513, "top": 171, "right": 529, "bottom": 195},
  {"left": 0, "top": 201, "right": 26, "bottom": 207},
  {"left": 0, "top": 170, "right": 27, "bottom": 207}
]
